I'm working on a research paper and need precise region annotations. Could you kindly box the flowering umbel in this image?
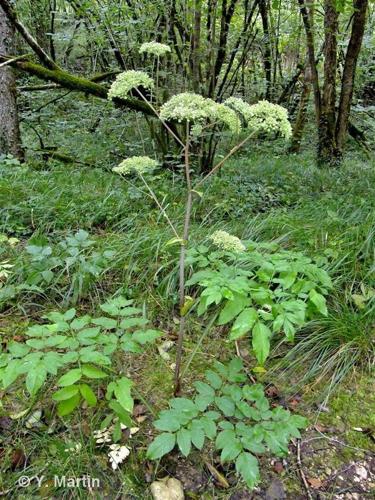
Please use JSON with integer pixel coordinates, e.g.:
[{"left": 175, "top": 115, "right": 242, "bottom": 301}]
[
  {"left": 113, "top": 156, "right": 158, "bottom": 176},
  {"left": 139, "top": 41, "right": 171, "bottom": 57},
  {"left": 108, "top": 71, "right": 154, "bottom": 100},
  {"left": 209, "top": 230, "right": 246, "bottom": 253},
  {"left": 159, "top": 93, "right": 241, "bottom": 134},
  {"left": 246, "top": 100, "right": 292, "bottom": 139},
  {"left": 224, "top": 97, "right": 253, "bottom": 125},
  {"left": 225, "top": 98, "right": 292, "bottom": 139}
]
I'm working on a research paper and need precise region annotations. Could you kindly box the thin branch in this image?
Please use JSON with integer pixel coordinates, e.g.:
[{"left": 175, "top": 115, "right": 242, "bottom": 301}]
[
  {"left": 0, "top": 53, "right": 30, "bottom": 68},
  {"left": 0, "top": 0, "right": 58, "bottom": 70},
  {"left": 138, "top": 174, "right": 180, "bottom": 239},
  {"left": 194, "top": 131, "right": 256, "bottom": 188}
]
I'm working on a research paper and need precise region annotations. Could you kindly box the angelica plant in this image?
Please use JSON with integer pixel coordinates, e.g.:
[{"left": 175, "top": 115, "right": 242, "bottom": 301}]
[{"left": 110, "top": 81, "right": 292, "bottom": 393}]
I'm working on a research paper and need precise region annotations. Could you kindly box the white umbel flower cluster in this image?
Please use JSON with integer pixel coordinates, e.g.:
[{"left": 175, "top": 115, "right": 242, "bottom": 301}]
[
  {"left": 209, "top": 230, "right": 246, "bottom": 253},
  {"left": 224, "top": 97, "right": 292, "bottom": 139},
  {"left": 246, "top": 100, "right": 292, "bottom": 139},
  {"left": 113, "top": 156, "right": 158, "bottom": 176},
  {"left": 139, "top": 41, "right": 171, "bottom": 57},
  {"left": 159, "top": 93, "right": 241, "bottom": 134},
  {"left": 108, "top": 71, "right": 154, "bottom": 100},
  {"left": 224, "top": 96, "right": 253, "bottom": 124}
]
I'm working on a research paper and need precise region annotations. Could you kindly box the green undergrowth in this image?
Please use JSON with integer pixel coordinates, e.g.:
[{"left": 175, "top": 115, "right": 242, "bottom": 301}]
[{"left": 0, "top": 147, "right": 374, "bottom": 497}]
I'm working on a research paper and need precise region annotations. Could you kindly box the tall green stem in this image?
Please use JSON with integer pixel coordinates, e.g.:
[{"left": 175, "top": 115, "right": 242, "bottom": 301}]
[{"left": 174, "top": 123, "right": 192, "bottom": 394}]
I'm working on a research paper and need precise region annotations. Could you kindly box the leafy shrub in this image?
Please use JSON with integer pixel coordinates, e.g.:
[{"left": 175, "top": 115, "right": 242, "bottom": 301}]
[
  {"left": 0, "top": 296, "right": 161, "bottom": 429},
  {"left": 186, "top": 241, "right": 332, "bottom": 365},
  {"left": 0, "top": 230, "right": 115, "bottom": 307},
  {"left": 147, "top": 358, "right": 307, "bottom": 489}
]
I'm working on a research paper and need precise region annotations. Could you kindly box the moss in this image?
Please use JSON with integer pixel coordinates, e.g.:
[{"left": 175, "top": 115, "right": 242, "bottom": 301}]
[
  {"left": 15, "top": 60, "right": 153, "bottom": 116},
  {"left": 318, "top": 374, "right": 375, "bottom": 454}
]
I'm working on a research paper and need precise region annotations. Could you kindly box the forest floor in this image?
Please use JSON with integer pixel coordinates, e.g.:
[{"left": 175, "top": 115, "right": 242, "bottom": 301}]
[{"left": 0, "top": 139, "right": 374, "bottom": 498}]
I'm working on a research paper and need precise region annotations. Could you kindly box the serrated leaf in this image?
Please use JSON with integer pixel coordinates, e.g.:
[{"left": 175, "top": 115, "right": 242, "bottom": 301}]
[
  {"left": 114, "top": 377, "right": 133, "bottom": 413},
  {"left": 215, "top": 396, "right": 235, "bottom": 417},
  {"left": 154, "top": 412, "right": 181, "bottom": 432},
  {"left": 195, "top": 394, "right": 214, "bottom": 412},
  {"left": 177, "top": 428, "right": 191, "bottom": 456},
  {"left": 147, "top": 433, "right": 176, "bottom": 460},
  {"left": 108, "top": 400, "right": 133, "bottom": 426},
  {"left": 252, "top": 322, "right": 271, "bottom": 365},
  {"left": 25, "top": 364, "right": 47, "bottom": 396},
  {"left": 221, "top": 438, "right": 242, "bottom": 462},
  {"left": 52, "top": 385, "right": 79, "bottom": 401},
  {"left": 57, "top": 368, "right": 82, "bottom": 387},
  {"left": 57, "top": 393, "right": 80, "bottom": 417},
  {"left": 79, "top": 384, "right": 97, "bottom": 406},
  {"left": 200, "top": 417, "right": 217, "bottom": 439},
  {"left": 190, "top": 421, "right": 205, "bottom": 450},
  {"left": 229, "top": 308, "right": 258, "bottom": 340},
  {"left": 194, "top": 381, "right": 215, "bottom": 397},
  {"left": 81, "top": 364, "right": 108, "bottom": 379},
  {"left": 216, "top": 429, "right": 236, "bottom": 450},
  {"left": 205, "top": 370, "right": 222, "bottom": 390},
  {"left": 92, "top": 317, "right": 117, "bottom": 329},
  {"left": 132, "top": 329, "right": 162, "bottom": 345},
  {"left": 217, "top": 295, "right": 250, "bottom": 325},
  {"left": 235, "top": 452, "right": 260, "bottom": 489},
  {"left": 309, "top": 289, "right": 328, "bottom": 315}
]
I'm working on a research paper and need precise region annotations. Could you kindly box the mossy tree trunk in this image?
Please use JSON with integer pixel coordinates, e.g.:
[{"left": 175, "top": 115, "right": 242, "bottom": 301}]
[{"left": 0, "top": 5, "right": 23, "bottom": 159}]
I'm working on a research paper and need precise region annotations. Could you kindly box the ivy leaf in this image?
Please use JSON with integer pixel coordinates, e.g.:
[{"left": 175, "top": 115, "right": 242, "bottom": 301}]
[
  {"left": 177, "top": 428, "right": 192, "bottom": 457},
  {"left": 147, "top": 433, "right": 176, "bottom": 460},
  {"left": 235, "top": 452, "right": 260, "bottom": 489},
  {"left": 57, "top": 368, "right": 82, "bottom": 387},
  {"left": 229, "top": 308, "right": 258, "bottom": 340},
  {"left": 79, "top": 384, "right": 97, "bottom": 406},
  {"left": 252, "top": 322, "right": 271, "bottom": 365},
  {"left": 57, "top": 393, "right": 80, "bottom": 417}
]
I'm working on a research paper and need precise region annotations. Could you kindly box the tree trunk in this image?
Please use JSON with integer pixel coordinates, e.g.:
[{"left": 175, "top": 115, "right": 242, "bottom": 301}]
[
  {"left": 191, "top": 0, "right": 202, "bottom": 93},
  {"left": 289, "top": 67, "right": 312, "bottom": 153},
  {"left": 298, "top": 0, "right": 321, "bottom": 123},
  {"left": 335, "top": 0, "right": 368, "bottom": 156},
  {"left": 258, "top": 0, "right": 272, "bottom": 100},
  {"left": 318, "top": 0, "right": 339, "bottom": 166},
  {"left": 0, "top": 5, "right": 22, "bottom": 158}
]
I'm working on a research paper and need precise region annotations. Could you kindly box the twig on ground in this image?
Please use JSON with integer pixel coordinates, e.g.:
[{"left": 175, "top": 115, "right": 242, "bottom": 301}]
[{"left": 296, "top": 439, "right": 314, "bottom": 500}]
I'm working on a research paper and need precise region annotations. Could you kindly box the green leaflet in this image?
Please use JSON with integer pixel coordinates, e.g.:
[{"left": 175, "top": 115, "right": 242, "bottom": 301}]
[{"left": 252, "top": 322, "right": 271, "bottom": 365}]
